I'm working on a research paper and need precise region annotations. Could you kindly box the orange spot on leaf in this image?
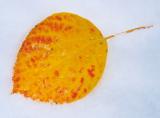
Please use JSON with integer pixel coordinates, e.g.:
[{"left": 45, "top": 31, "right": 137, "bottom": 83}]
[
  {"left": 90, "top": 28, "right": 95, "bottom": 32},
  {"left": 31, "top": 57, "right": 36, "bottom": 63},
  {"left": 83, "top": 88, "right": 87, "bottom": 93},
  {"left": 54, "top": 70, "right": 59, "bottom": 77},
  {"left": 71, "top": 77, "right": 76, "bottom": 82}
]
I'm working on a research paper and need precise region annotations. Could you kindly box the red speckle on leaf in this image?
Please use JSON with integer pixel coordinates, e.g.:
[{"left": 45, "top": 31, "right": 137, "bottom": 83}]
[
  {"left": 80, "top": 77, "right": 84, "bottom": 84},
  {"left": 23, "top": 91, "right": 29, "bottom": 97},
  {"left": 87, "top": 65, "right": 95, "bottom": 78},
  {"left": 15, "top": 69, "right": 21, "bottom": 74},
  {"left": 56, "top": 87, "right": 67, "bottom": 95},
  {"left": 64, "top": 26, "right": 72, "bottom": 31},
  {"left": 13, "top": 77, "right": 20, "bottom": 82},
  {"left": 55, "top": 16, "right": 62, "bottom": 21},
  {"left": 71, "top": 92, "right": 77, "bottom": 99},
  {"left": 51, "top": 22, "right": 64, "bottom": 32},
  {"left": 46, "top": 22, "right": 52, "bottom": 28},
  {"left": 54, "top": 22, "right": 59, "bottom": 31},
  {"left": 45, "top": 22, "right": 64, "bottom": 32},
  {"left": 21, "top": 41, "right": 33, "bottom": 53},
  {"left": 32, "top": 36, "right": 52, "bottom": 44}
]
